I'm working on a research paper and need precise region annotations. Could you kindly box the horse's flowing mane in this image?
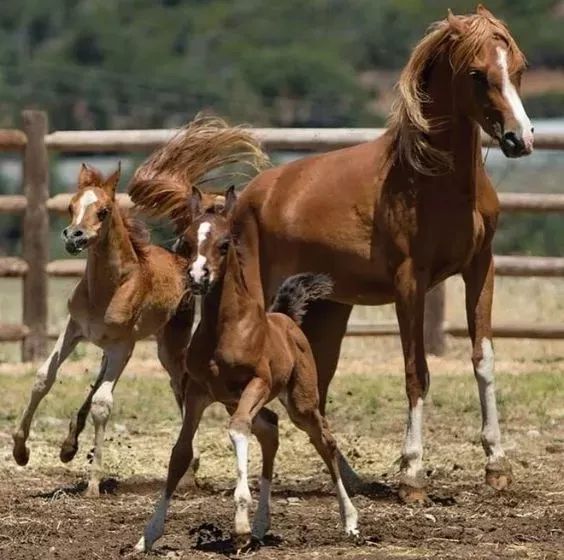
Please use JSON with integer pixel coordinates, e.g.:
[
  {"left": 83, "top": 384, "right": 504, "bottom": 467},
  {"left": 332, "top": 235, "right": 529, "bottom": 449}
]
[
  {"left": 128, "top": 116, "right": 269, "bottom": 233},
  {"left": 387, "top": 10, "right": 525, "bottom": 175}
]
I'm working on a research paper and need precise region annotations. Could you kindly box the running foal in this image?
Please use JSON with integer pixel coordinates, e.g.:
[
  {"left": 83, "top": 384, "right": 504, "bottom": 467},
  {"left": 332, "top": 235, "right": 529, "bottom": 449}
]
[{"left": 136, "top": 188, "right": 359, "bottom": 552}]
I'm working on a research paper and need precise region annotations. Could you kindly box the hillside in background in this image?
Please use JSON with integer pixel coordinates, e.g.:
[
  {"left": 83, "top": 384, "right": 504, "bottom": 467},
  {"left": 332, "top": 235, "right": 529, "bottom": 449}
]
[{"left": 1, "top": 0, "right": 564, "bottom": 130}]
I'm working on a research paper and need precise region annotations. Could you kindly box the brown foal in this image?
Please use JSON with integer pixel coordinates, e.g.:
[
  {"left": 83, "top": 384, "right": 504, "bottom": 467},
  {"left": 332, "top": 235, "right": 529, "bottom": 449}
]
[
  {"left": 228, "top": 6, "right": 533, "bottom": 501},
  {"left": 136, "top": 189, "right": 359, "bottom": 552},
  {"left": 13, "top": 164, "right": 194, "bottom": 496}
]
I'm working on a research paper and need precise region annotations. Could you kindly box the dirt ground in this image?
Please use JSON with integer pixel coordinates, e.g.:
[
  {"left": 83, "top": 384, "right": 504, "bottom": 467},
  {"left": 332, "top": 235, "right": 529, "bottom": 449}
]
[{"left": 0, "top": 342, "right": 563, "bottom": 560}]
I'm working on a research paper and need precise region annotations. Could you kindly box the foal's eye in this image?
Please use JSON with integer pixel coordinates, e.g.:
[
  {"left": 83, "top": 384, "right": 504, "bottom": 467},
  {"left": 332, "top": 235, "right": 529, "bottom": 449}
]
[
  {"left": 97, "top": 208, "right": 109, "bottom": 220},
  {"left": 470, "top": 70, "right": 488, "bottom": 86},
  {"left": 218, "top": 238, "right": 230, "bottom": 255}
]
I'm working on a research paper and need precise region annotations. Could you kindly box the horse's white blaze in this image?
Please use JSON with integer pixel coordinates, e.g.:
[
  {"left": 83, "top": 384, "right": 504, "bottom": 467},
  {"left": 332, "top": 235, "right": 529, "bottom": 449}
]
[
  {"left": 190, "top": 221, "right": 211, "bottom": 283},
  {"left": 475, "top": 338, "right": 505, "bottom": 460},
  {"left": 496, "top": 47, "right": 533, "bottom": 148},
  {"left": 402, "top": 397, "right": 424, "bottom": 479},
  {"left": 74, "top": 189, "right": 98, "bottom": 225},
  {"left": 229, "top": 429, "right": 252, "bottom": 536}
]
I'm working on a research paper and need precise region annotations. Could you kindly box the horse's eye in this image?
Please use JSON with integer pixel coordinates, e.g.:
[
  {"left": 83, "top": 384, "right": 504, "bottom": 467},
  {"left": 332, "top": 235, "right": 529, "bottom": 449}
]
[
  {"left": 470, "top": 70, "right": 488, "bottom": 86},
  {"left": 97, "top": 208, "right": 109, "bottom": 220},
  {"left": 218, "top": 238, "right": 230, "bottom": 255}
]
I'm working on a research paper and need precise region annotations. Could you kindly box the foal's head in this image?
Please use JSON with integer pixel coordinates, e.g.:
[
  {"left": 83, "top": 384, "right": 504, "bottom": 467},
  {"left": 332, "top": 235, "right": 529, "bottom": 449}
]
[
  {"left": 175, "top": 186, "right": 237, "bottom": 295},
  {"left": 62, "top": 164, "right": 121, "bottom": 255}
]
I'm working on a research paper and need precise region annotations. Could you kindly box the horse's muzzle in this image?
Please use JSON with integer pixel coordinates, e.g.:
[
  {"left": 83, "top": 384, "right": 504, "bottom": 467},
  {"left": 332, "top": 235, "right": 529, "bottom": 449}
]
[{"left": 500, "top": 131, "right": 533, "bottom": 158}]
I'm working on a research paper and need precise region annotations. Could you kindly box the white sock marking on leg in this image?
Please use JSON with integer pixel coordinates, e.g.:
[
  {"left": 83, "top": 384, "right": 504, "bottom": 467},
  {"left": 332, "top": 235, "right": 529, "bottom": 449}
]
[
  {"left": 335, "top": 476, "right": 359, "bottom": 536},
  {"left": 229, "top": 429, "right": 252, "bottom": 537},
  {"left": 402, "top": 397, "right": 424, "bottom": 479}
]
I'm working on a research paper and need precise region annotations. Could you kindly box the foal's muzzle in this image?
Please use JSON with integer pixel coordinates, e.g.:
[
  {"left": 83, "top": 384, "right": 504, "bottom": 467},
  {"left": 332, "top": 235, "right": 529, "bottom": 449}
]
[
  {"left": 62, "top": 226, "right": 88, "bottom": 255},
  {"left": 188, "top": 270, "right": 210, "bottom": 296}
]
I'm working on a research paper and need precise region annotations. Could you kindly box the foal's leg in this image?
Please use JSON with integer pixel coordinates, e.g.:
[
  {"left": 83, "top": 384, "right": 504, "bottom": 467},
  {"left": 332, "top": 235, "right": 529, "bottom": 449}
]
[
  {"left": 395, "top": 260, "right": 430, "bottom": 503},
  {"left": 136, "top": 386, "right": 209, "bottom": 552},
  {"left": 156, "top": 298, "right": 201, "bottom": 479},
  {"left": 300, "top": 300, "right": 362, "bottom": 493},
  {"left": 13, "top": 316, "right": 83, "bottom": 466},
  {"left": 60, "top": 354, "right": 108, "bottom": 463},
  {"left": 250, "top": 408, "right": 279, "bottom": 540},
  {"left": 85, "top": 342, "right": 133, "bottom": 497},
  {"left": 282, "top": 379, "right": 359, "bottom": 537},
  {"left": 464, "top": 249, "right": 512, "bottom": 490},
  {"left": 228, "top": 377, "right": 270, "bottom": 551}
]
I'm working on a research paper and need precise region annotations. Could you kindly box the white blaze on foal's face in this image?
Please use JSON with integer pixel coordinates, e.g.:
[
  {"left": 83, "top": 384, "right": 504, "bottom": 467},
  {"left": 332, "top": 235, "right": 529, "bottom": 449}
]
[
  {"left": 74, "top": 189, "right": 99, "bottom": 226},
  {"left": 190, "top": 221, "right": 212, "bottom": 284},
  {"left": 496, "top": 47, "right": 534, "bottom": 151}
]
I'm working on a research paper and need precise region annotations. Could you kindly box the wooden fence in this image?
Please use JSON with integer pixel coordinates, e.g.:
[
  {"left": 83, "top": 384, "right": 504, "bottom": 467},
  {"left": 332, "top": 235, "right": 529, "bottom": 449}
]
[{"left": 1, "top": 110, "right": 564, "bottom": 361}]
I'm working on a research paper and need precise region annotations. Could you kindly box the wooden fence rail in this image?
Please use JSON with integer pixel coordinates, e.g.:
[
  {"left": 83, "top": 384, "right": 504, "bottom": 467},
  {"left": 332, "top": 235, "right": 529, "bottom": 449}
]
[{"left": 1, "top": 111, "right": 564, "bottom": 360}]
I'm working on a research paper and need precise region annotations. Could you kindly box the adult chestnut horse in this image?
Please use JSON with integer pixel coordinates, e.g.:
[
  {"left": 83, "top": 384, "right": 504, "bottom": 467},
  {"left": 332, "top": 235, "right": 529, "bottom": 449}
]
[
  {"left": 229, "top": 6, "right": 533, "bottom": 502},
  {"left": 130, "top": 7, "right": 533, "bottom": 502}
]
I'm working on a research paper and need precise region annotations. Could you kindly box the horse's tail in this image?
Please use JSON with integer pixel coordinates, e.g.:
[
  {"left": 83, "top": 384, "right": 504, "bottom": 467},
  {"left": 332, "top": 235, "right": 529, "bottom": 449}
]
[
  {"left": 128, "top": 115, "right": 269, "bottom": 233},
  {"left": 269, "top": 273, "right": 334, "bottom": 326}
]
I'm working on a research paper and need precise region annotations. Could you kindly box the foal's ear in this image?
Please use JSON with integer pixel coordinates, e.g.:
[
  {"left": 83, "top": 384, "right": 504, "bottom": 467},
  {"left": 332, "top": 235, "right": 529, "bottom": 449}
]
[
  {"left": 447, "top": 9, "right": 469, "bottom": 36},
  {"left": 190, "top": 187, "right": 203, "bottom": 218},
  {"left": 476, "top": 4, "right": 494, "bottom": 19},
  {"left": 102, "top": 162, "right": 121, "bottom": 198},
  {"left": 224, "top": 185, "right": 237, "bottom": 215},
  {"left": 78, "top": 163, "right": 102, "bottom": 189}
]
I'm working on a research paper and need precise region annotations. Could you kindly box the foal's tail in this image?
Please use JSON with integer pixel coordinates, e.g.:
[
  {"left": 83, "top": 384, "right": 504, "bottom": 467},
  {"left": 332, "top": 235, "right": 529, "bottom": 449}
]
[
  {"left": 128, "top": 115, "right": 269, "bottom": 233},
  {"left": 269, "top": 273, "right": 334, "bottom": 326}
]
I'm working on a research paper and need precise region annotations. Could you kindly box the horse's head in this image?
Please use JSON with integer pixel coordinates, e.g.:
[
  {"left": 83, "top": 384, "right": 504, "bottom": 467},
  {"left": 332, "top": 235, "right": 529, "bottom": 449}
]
[
  {"left": 448, "top": 5, "right": 533, "bottom": 157},
  {"left": 175, "top": 186, "right": 237, "bottom": 295},
  {"left": 62, "top": 163, "right": 120, "bottom": 255}
]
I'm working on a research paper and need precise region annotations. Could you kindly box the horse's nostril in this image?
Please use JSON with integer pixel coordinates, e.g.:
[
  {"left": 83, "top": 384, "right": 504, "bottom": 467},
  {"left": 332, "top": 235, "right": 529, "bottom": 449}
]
[
  {"left": 72, "top": 230, "right": 84, "bottom": 239},
  {"left": 62, "top": 227, "right": 69, "bottom": 238}
]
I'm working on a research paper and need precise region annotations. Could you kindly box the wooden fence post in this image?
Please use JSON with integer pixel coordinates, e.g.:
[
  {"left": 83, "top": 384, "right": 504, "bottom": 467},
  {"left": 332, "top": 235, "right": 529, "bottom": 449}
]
[
  {"left": 424, "top": 282, "right": 446, "bottom": 356},
  {"left": 21, "top": 110, "right": 49, "bottom": 361}
]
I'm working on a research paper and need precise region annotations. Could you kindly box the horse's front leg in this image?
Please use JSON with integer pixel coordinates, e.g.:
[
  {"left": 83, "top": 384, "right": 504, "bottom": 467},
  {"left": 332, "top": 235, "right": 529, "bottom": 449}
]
[
  {"left": 394, "top": 259, "right": 430, "bottom": 504},
  {"left": 463, "top": 248, "right": 512, "bottom": 490}
]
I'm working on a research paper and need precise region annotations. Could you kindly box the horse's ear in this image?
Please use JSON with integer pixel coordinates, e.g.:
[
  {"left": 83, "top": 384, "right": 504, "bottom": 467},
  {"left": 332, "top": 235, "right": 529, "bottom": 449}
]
[
  {"left": 224, "top": 185, "right": 237, "bottom": 215},
  {"left": 476, "top": 4, "right": 494, "bottom": 18},
  {"left": 78, "top": 163, "right": 102, "bottom": 189},
  {"left": 190, "top": 187, "right": 203, "bottom": 218},
  {"left": 447, "top": 9, "right": 468, "bottom": 36},
  {"left": 103, "top": 162, "right": 121, "bottom": 198}
]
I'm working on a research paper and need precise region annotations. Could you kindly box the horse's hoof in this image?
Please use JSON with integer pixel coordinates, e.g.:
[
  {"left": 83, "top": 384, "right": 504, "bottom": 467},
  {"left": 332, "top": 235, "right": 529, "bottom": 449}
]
[
  {"left": 60, "top": 440, "right": 78, "bottom": 463},
  {"left": 345, "top": 528, "right": 365, "bottom": 545},
  {"left": 485, "top": 459, "right": 513, "bottom": 491},
  {"left": 12, "top": 435, "right": 30, "bottom": 466},
  {"left": 84, "top": 482, "right": 100, "bottom": 498},
  {"left": 134, "top": 536, "right": 147, "bottom": 553},
  {"left": 398, "top": 482, "right": 429, "bottom": 505}
]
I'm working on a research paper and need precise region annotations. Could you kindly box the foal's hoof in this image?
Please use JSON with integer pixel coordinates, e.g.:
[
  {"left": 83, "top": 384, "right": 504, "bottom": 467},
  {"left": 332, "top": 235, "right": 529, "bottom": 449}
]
[
  {"left": 12, "top": 435, "right": 30, "bottom": 466},
  {"left": 83, "top": 482, "right": 100, "bottom": 498},
  {"left": 345, "top": 528, "right": 365, "bottom": 545},
  {"left": 232, "top": 532, "right": 252, "bottom": 555},
  {"left": 398, "top": 483, "right": 430, "bottom": 504},
  {"left": 485, "top": 459, "right": 513, "bottom": 491},
  {"left": 60, "top": 439, "right": 79, "bottom": 463}
]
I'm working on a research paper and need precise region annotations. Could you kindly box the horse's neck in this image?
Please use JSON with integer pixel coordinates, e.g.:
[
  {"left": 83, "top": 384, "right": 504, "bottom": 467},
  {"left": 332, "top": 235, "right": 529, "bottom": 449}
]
[
  {"left": 85, "top": 210, "right": 139, "bottom": 301},
  {"left": 201, "top": 246, "right": 261, "bottom": 342},
  {"left": 424, "top": 60, "right": 483, "bottom": 194}
]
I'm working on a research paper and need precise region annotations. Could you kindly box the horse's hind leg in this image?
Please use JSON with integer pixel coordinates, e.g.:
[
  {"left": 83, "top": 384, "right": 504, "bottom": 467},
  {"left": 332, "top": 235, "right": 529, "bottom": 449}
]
[
  {"left": 136, "top": 385, "right": 209, "bottom": 552},
  {"left": 60, "top": 353, "right": 108, "bottom": 463},
  {"left": 300, "top": 300, "right": 362, "bottom": 493},
  {"left": 13, "top": 316, "right": 82, "bottom": 466},
  {"left": 86, "top": 342, "right": 133, "bottom": 498},
  {"left": 395, "top": 260, "right": 430, "bottom": 504},
  {"left": 464, "top": 249, "right": 512, "bottom": 490}
]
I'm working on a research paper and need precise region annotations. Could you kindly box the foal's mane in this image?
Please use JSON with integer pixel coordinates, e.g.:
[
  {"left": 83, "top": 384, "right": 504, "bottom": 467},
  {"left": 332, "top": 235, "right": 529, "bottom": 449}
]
[
  {"left": 128, "top": 116, "right": 269, "bottom": 233},
  {"left": 387, "top": 10, "right": 525, "bottom": 175},
  {"left": 120, "top": 208, "right": 150, "bottom": 262}
]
